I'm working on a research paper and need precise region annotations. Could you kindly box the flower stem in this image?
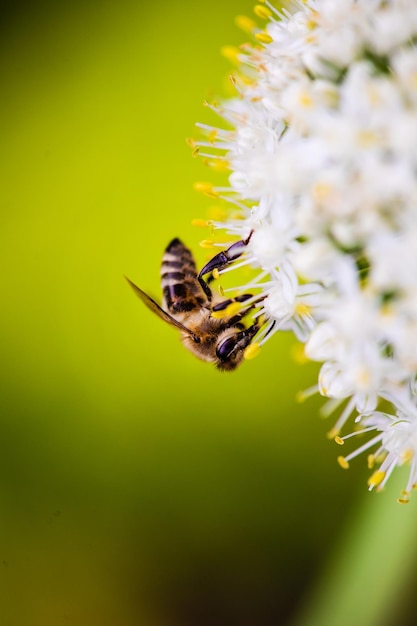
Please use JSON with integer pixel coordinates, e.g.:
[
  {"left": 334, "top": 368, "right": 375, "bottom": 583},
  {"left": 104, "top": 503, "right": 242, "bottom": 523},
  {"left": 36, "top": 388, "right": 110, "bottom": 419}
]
[{"left": 293, "top": 471, "right": 417, "bottom": 626}]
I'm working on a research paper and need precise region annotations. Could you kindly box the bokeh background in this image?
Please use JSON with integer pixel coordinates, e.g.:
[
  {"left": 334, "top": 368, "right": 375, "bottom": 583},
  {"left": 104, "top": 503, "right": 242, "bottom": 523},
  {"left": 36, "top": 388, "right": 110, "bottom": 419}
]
[{"left": 1, "top": 1, "right": 417, "bottom": 625}]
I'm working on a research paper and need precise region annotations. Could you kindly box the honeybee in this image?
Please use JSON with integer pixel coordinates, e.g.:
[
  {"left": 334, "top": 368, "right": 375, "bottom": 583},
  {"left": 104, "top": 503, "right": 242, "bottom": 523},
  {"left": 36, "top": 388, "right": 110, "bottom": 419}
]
[{"left": 126, "top": 235, "right": 263, "bottom": 371}]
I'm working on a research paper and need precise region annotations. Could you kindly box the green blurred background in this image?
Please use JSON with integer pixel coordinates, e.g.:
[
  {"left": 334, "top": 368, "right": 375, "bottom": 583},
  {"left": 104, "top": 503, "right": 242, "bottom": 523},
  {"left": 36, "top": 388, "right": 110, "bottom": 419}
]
[{"left": 1, "top": 2, "right": 417, "bottom": 625}]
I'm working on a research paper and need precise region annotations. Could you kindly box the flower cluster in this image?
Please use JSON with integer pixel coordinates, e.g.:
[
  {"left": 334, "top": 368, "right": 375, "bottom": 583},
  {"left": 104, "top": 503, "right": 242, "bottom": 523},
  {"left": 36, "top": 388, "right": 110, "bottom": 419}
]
[{"left": 193, "top": 0, "right": 417, "bottom": 501}]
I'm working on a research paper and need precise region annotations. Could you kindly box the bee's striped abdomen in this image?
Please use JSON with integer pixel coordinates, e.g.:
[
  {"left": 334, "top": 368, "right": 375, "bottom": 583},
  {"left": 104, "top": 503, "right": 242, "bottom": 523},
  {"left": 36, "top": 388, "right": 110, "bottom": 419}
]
[{"left": 161, "top": 238, "right": 208, "bottom": 314}]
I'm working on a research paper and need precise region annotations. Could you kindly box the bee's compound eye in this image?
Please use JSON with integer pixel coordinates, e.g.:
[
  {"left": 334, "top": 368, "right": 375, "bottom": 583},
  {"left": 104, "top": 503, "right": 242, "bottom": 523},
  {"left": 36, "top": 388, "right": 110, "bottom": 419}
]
[{"left": 216, "top": 336, "right": 237, "bottom": 361}]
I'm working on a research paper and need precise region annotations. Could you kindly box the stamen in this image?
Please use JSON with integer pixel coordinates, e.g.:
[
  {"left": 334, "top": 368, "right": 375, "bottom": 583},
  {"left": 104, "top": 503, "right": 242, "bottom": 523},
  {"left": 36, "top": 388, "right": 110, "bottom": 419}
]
[
  {"left": 343, "top": 433, "right": 384, "bottom": 464},
  {"left": 254, "top": 5, "right": 272, "bottom": 19},
  {"left": 199, "top": 239, "right": 215, "bottom": 249},
  {"left": 244, "top": 342, "right": 261, "bottom": 360},
  {"left": 368, "top": 470, "right": 386, "bottom": 490},
  {"left": 194, "top": 182, "right": 219, "bottom": 198},
  {"left": 221, "top": 45, "right": 241, "bottom": 65},
  {"left": 191, "top": 218, "right": 209, "bottom": 228},
  {"left": 256, "top": 0, "right": 283, "bottom": 18},
  {"left": 235, "top": 15, "right": 257, "bottom": 34},
  {"left": 255, "top": 32, "right": 274, "bottom": 44},
  {"left": 337, "top": 426, "right": 379, "bottom": 441},
  {"left": 320, "top": 397, "right": 344, "bottom": 419},
  {"left": 206, "top": 158, "right": 230, "bottom": 172},
  {"left": 397, "top": 490, "right": 410, "bottom": 504},
  {"left": 328, "top": 396, "right": 356, "bottom": 437},
  {"left": 296, "top": 384, "right": 319, "bottom": 403},
  {"left": 337, "top": 456, "right": 350, "bottom": 469},
  {"left": 211, "top": 301, "right": 241, "bottom": 319}
]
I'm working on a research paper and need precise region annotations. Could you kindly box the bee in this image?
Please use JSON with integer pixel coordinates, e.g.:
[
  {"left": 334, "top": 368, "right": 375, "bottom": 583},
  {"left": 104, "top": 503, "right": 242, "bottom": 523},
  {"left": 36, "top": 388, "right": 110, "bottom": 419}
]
[{"left": 126, "top": 235, "right": 263, "bottom": 371}]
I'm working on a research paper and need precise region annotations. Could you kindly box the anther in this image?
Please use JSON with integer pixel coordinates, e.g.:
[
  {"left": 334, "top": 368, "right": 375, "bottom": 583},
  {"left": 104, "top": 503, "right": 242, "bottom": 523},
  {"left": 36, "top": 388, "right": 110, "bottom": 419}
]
[
  {"left": 367, "top": 470, "right": 386, "bottom": 490},
  {"left": 193, "top": 182, "right": 218, "bottom": 198},
  {"left": 244, "top": 342, "right": 261, "bottom": 360},
  {"left": 211, "top": 302, "right": 241, "bottom": 319},
  {"left": 335, "top": 436, "right": 344, "bottom": 446},
  {"left": 327, "top": 427, "right": 340, "bottom": 440},
  {"left": 337, "top": 456, "right": 349, "bottom": 469},
  {"left": 221, "top": 45, "right": 240, "bottom": 65},
  {"left": 255, "top": 32, "right": 273, "bottom": 44},
  {"left": 199, "top": 239, "right": 216, "bottom": 249},
  {"left": 254, "top": 5, "right": 272, "bottom": 19},
  {"left": 397, "top": 490, "right": 410, "bottom": 504},
  {"left": 191, "top": 218, "right": 209, "bottom": 228},
  {"left": 235, "top": 15, "right": 256, "bottom": 33}
]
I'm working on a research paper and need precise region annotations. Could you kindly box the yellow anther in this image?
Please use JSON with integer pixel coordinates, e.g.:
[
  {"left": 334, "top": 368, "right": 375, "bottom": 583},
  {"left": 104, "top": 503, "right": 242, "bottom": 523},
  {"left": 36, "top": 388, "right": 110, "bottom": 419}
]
[
  {"left": 313, "top": 182, "right": 332, "bottom": 202},
  {"left": 211, "top": 302, "right": 241, "bottom": 319},
  {"left": 254, "top": 5, "right": 272, "bottom": 19},
  {"left": 337, "top": 456, "right": 350, "bottom": 470},
  {"left": 295, "top": 390, "right": 306, "bottom": 403},
  {"left": 235, "top": 15, "right": 256, "bottom": 33},
  {"left": 367, "top": 454, "right": 375, "bottom": 469},
  {"left": 255, "top": 32, "right": 273, "bottom": 44},
  {"left": 186, "top": 137, "right": 196, "bottom": 147},
  {"left": 397, "top": 490, "right": 410, "bottom": 504},
  {"left": 230, "top": 210, "right": 245, "bottom": 221},
  {"left": 295, "top": 302, "right": 311, "bottom": 316},
  {"left": 212, "top": 268, "right": 220, "bottom": 280},
  {"left": 397, "top": 496, "right": 410, "bottom": 504},
  {"left": 306, "top": 19, "right": 317, "bottom": 31},
  {"left": 193, "top": 182, "right": 218, "bottom": 198},
  {"left": 221, "top": 45, "right": 240, "bottom": 65},
  {"left": 335, "top": 436, "right": 344, "bottom": 446},
  {"left": 402, "top": 448, "right": 414, "bottom": 463},
  {"left": 208, "top": 129, "right": 218, "bottom": 143},
  {"left": 208, "top": 206, "right": 227, "bottom": 221},
  {"left": 244, "top": 342, "right": 261, "bottom": 360},
  {"left": 291, "top": 343, "right": 308, "bottom": 364},
  {"left": 228, "top": 74, "right": 238, "bottom": 88},
  {"left": 199, "top": 239, "right": 216, "bottom": 249},
  {"left": 368, "top": 470, "right": 386, "bottom": 489},
  {"left": 209, "top": 159, "right": 230, "bottom": 172},
  {"left": 191, "top": 218, "right": 209, "bottom": 228},
  {"left": 192, "top": 147, "right": 199, "bottom": 157},
  {"left": 218, "top": 284, "right": 224, "bottom": 296},
  {"left": 412, "top": 483, "right": 417, "bottom": 490},
  {"left": 298, "top": 91, "right": 313, "bottom": 107},
  {"left": 326, "top": 427, "right": 339, "bottom": 440},
  {"left": 194, "top": 181, "right": 213, "bottom": 193},
  {"left": 296, "top": 385, "right": 317, "bottom": 402},
  {"left": 224, "top": 302, "right": 241, "bottom": 317}
]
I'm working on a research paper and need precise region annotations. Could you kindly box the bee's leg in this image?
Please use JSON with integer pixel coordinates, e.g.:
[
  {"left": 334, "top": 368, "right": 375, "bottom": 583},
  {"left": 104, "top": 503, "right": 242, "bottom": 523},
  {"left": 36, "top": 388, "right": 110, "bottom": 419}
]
[
  {"left": 198, "top": 231, "right": 253, "bottom": 299},
  {"left": 211, "top": 293, "right": 253, "bottom": 314},
  {"left": 220, "top": 295, "right": 267, "bottom": 329},
  {"left": 238, "top": 316, "right": 263, "bottom": 341}
]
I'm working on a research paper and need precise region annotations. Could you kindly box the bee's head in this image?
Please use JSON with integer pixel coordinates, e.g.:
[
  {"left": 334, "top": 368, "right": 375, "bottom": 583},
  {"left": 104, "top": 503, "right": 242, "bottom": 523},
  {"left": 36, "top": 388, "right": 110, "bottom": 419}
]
[{"left": 215, "top": 328, "right": 253, "bottom": 371}]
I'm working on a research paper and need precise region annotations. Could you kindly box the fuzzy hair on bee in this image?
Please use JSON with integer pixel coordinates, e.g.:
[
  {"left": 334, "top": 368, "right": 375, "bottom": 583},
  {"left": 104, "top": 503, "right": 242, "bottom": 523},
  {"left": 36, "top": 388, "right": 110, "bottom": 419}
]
[{"left": 126, "top": 237, "right": 263, "bottom": 371}]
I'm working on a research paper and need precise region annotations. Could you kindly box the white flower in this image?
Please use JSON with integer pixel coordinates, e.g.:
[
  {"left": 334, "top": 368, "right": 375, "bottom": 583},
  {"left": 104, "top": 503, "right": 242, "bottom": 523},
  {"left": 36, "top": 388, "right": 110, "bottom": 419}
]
[
  {"left": 336, "top": 390, "right": 417, "bottom": 503},
  {"left": 194, "top": 0, "right": 417, "bottom": 500}
]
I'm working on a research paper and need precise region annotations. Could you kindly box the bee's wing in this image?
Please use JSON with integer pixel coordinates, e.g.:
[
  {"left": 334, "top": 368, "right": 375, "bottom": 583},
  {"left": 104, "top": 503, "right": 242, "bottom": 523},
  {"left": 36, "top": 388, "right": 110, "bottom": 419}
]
[{"left": 125, "top": 277, "right": 200, "bottom": 342}]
